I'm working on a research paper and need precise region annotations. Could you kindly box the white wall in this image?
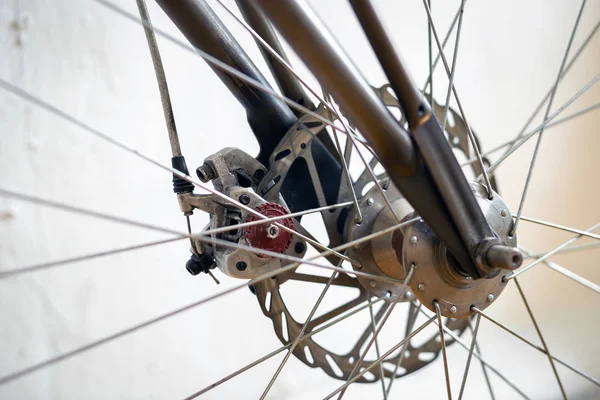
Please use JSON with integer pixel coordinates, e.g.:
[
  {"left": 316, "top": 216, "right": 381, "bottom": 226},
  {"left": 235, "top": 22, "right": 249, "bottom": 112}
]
[{"left": 0, "top": 0, "right": 598, "bottom": 399}]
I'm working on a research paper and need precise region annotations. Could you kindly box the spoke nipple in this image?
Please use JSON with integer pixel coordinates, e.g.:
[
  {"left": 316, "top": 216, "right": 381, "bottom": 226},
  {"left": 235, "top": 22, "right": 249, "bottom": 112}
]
[
  {"left": 369, "top": 280, "right": 377, "bottom": 288},
  {"left": 410, "top": 236, "right": 418, "bottom": 246},
  {"left": 449, "top": 305, "right": 457, "bottom": 314},
  {"left": 487, "top": 293, "right": 494, "bottom": 302},
  {"left": 418, "top": 283, "right": 425, "bottom": 291},
  {"left": 366, "top": 198, "right": 374, "bottom": 206}
]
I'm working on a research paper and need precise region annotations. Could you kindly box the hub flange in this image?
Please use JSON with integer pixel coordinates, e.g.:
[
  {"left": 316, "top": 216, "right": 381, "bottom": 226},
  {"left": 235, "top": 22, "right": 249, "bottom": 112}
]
[{"left": 403, "top": 182, "right": 516, "bottom": 318}]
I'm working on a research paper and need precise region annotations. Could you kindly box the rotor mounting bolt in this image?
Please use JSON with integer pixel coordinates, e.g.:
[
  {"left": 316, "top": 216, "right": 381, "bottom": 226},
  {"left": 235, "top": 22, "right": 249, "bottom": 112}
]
[
  {"left": 253, "top": 169, "right": 265, "bottom": 182},
  {"left": 501, "top": 210, "right": 507, "bottom": 217},
  {"left": 366, "top": 198, "right": 374, "bottom": 206},
  {"left": 410, "top": 236, "right": 418, "bottom": 246},
  {"left": 236, "top": 261, "right": 247, "bottom": 271},
  {"left": 450, "top": 306, "right": 457, "bottom": 314},
  {"left": 405, "top": 290, "right": 413, "bottom": 299},
  {"left": 418, "top": 283, "right": 425, "bottom": 291},
  {"left": 369, "top": 281, "right": 377, "bottom": 288},
  {"left": 294, "top": 242, "right": 305, "bottom": 254},
  {"left": 239, "top": 194, "right": 251, "bottom": 205},
  {"left": 487, "top": 293, "right": 494, "bottom": 302},
  {"left": 266, "top": 224, "right": 280, "bottom": 239}
]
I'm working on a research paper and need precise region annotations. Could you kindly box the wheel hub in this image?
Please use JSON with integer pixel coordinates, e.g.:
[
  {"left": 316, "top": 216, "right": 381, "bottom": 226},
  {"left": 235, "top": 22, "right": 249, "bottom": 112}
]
[{"left": 403, "top": 182, "right": 516, "bottom": 318}]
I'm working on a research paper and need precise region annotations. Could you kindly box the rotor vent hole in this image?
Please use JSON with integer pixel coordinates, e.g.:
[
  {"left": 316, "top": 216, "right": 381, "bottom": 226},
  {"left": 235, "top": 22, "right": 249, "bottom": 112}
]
[
  {"left": 274, "top": 149, "right": 291, "bottom": 161},
  {"left": 373, "top": 162, "right": 385, "bottom": 176},
  {"left": 418, "top": 352, "right": 436, "bottom": 362},
  {"left": 361, "top": 181, "right": 375, "bottom": 197},
  {"left": 265, "top": 292, "right": 272, "bottom": 312},
  {"left": 325, "top": 354, "right": 344, "bottom": 377},
  {"left": 303, "top": 346, "right": 315, "bottom": 364},
  {"left": 446, "top": 112, "right": 456, "bottom": 129},
  {"left": 360, "top": 368, "right": 376, "bottom": 381},
  {"left": 281, "top": 312, "right": 289, "bottom": 342},
  {"left": 383, "top": 363, "right": 406, "bottom": 376},
  {"left": 388, "top": 107, "right": 402, "bottom": 121}
]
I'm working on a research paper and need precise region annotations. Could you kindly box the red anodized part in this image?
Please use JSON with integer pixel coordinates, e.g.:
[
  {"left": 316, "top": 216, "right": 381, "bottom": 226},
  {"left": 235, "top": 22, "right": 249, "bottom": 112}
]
[{"left": 245, "top": 203, "right": 295, "bottom": 257}]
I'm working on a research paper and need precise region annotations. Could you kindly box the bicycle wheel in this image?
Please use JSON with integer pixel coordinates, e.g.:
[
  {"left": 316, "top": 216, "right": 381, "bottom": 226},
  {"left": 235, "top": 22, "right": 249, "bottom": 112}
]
[{"left": 0, "top": 0, "right": 598, "bottom": 399}]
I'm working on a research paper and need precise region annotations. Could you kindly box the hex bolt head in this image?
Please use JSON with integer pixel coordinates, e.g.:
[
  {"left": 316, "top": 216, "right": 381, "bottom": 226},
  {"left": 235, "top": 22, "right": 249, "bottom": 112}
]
[
  {"left": 239, "top": 194, "right": 251, "bottom": 205},
  {"left": 236, "top": 261, "right": 247, "bottom": 271},
  {"left": 501, "top": 210, "right": 507, "bottom": 217},
  {"left": 418, "top": 283, "right": 425, "bottom": 291},
  {"left": 366, "top": 198, "right": 374, "bottom": 206},
  {"left": 410, "top": 236, "right": 418, "bottom": 246},
  {"left": 487, "top": 293, "right": 495, "bottom": 302},
  {"left": 404, "top": 290, "right": 413, "bottom": 299},
  {"left": 369, "top": 281, "right": 377, "bottom": 288},
  {"left": 294, "top": 242, "right": 306, "bottom": 254},
  {"left": 450, "top": 305, "right": 457, "bottom": 314}
]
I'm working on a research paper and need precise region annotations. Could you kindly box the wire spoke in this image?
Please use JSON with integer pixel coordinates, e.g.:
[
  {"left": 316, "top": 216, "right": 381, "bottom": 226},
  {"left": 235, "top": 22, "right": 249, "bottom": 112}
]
[
  {"left": 461, "top": 101, "right": 600, "bottom": 169},
  {"left": 421, "top": 307, "right": 532, "bottom": 399},
  {"left": 367, "top": 297, "right": 388, "bottom": 399},
  {"left": 93, "top": 0, "right": 377, "bottom": 145},
  {"left": 323, "top": 94, "right": 363, "bottom": 223},
  {"left": 0, "top": 215, "right": 420, "bottom": 387},
  {"left": 441, "top": 0, "right": 466, "bottom": 132},
  {"left": 458, "top": 313, "right": 481, "bottom": 400},
  {"left": 423, "top": 5, "right": 462, "bottom": 92},
  {"left": 323, "top": 315, "right": 438, "bottom": 400},
  {"left": 326, "top": 94, "right": 401, "bottom": 224},
  {"left": 466, "top": 319, "right": 496, "bottom": 400},
  {"left": 434, "top": 301, "right": 453, "bottom": 400},
  {"left": 499, "top": 20, "right": 599, "bottom": 159},
  {"left": 384, "top": 302, "right": 421, "bottom": 397},
  {"left": 515, "top": 215, "right": 600, "bottom": 240},
  {"left": 481, "top": 72, "right": 600, "bottom": 178},
  {"left": 507, "top": 222, "right": 600, "bottom": 280},
  {"left": 427, "top": 0, "right": 433, "bottom": 104},
  {"left": 0, "top": 237, "right": 185, "bottom": 278},
  {"left": 514, "top": 279, "right": 567, "bottom": 398},
  {"left": 0, "top": 185, "right": 419, "bottom": 287},
  {"left": 523, "top": 242, "right": 600, "bottom": 260},
  {"left": 473, "top": 307, "right": 600, "bottom": 387},
  {"left": 185, "top": 295, "right": 387, "bottom": 399},
  {"left": 259, "top": 271, "right": 338, "bottom": 399},
  {"left": 422, "top": 0, "right": 493, "bottom": 198},
  {"left": 0, "top": 75, "right": 360, "bottom": 267},
  {"left": 519, "top": 247, "right": 600, "bottom": 293},
  {"left": 510, "top": 0, "right": 587, "bottom": 235},
  {"left": 0, "top": 187, "right": 353, "bottom": 278},
  {"left": 337, "top": 264, "right": 416, "bottom": 399}
]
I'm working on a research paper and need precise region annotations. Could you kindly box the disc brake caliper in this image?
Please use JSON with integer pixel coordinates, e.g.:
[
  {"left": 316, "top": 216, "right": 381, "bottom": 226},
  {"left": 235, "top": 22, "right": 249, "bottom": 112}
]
[{"left": 177, "top": 147, "right": 306, "bottom": 279}]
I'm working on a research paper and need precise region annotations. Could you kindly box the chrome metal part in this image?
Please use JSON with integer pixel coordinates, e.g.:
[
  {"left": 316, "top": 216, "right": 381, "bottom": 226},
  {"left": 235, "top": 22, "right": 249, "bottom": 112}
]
[
  {"left": 403, "top": 183, "right": 516, "bottom": 318},
  {"left": 346, "top": 178, "right": 414, "bottom": 300}
]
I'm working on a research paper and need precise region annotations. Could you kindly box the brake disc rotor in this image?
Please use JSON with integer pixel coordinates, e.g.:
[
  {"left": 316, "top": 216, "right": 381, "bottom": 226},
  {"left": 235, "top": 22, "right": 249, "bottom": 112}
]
[{"left": 250, "top": 86, "right": 498, "bottom": 382}]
